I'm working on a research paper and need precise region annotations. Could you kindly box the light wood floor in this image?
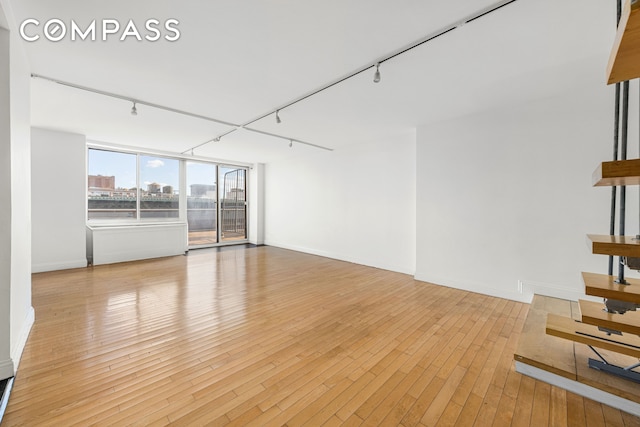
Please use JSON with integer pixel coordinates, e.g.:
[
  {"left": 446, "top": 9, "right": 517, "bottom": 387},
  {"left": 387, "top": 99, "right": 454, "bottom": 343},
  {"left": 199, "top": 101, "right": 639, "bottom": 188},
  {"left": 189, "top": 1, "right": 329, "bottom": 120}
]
[{"left": 4, "top": 246, "right": 640, "bottom": 426}]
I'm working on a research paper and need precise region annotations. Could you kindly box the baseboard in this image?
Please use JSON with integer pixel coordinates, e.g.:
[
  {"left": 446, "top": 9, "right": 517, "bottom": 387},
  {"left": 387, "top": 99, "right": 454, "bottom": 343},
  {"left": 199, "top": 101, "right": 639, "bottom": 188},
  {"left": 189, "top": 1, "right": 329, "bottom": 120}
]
[
  {"left": 515, "top": 361, "right": 640, "bottom": 417},
  {"left": 264, "top": 241, "right": 415, "bottom": 276},
  {"left": 413, "top": 273, "right": 531, "bottom": 303},
  {"left": 519, "top": 279, "right": 600, "bottom": 303},
  {"left": 32, "top": 259, "right": 87, "bottom": 273},
  {"left": 11, "top": 306, "right": 34, "bottom": 372},
  {"left": 0, "top": 360, "right": 14, "bottom": 381}
]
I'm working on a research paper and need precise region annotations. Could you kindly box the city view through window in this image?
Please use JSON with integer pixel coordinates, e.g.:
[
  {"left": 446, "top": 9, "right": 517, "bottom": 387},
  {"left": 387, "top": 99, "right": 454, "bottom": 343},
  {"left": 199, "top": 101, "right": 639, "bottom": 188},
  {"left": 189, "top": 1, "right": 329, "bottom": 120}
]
[{"left": 87, "top": 148, "right": 247, "bottom": 246}]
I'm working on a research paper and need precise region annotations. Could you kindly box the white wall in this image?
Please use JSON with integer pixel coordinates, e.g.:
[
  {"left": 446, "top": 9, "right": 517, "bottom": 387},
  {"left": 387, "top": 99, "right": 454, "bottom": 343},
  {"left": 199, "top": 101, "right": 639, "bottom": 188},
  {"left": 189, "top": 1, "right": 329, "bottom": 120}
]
[
  {"left": 9, "top": 16, "right": 33, "bottom": 373},
  {"left": 0, "top": 0, "right": 34, "bottom": 380},
  {"left": 31, "top": 128, "right": 87, "bottom": 272},
  {"left": 0, "top": 24, "right": 13, "bottom": 381},
  {"left": 264, "top": 132, "right": 416, "bottom": 275},
  {"left": 249, "top": 163, "right": 265, "bottom": 245},
  {"left": 415, "top": 82, "right": 618, "bottom": 303}
]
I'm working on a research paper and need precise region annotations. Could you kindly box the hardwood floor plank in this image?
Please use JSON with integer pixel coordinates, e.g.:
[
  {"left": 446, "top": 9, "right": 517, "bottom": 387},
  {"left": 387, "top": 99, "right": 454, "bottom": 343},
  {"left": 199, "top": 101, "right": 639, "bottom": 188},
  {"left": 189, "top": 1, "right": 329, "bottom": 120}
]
[
  {"left": 420, "top": 364, "right": 467, "bottom": 426},
  {"left": 567, "top": 391, "right": 587, "bottom": 427},
  {"left": 530, "top": 379, "right": 551, "bottom": 426},
  {"left": 584, "top": 397, "right": 607, "bottom": 427},
  {"left": 550, "top": 386, "right": 569, "bottom": 427},
  {"left": 511, "top": 374, "right": 535, "bottom": 427},
  {"left": 454, "top": 392, "right": 483, "bottom": 426}
]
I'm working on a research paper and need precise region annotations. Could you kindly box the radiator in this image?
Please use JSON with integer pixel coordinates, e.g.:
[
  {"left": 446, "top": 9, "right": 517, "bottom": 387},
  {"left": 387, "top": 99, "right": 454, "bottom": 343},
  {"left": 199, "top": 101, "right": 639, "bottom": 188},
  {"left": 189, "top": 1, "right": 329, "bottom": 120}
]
[{"left": 86, "top": 223, "right": 188, "bottom": 265}]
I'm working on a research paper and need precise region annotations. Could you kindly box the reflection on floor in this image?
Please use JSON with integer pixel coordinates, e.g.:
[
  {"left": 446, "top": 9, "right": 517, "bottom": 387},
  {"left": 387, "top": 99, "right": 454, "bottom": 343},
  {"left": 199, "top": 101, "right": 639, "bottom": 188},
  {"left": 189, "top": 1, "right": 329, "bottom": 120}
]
[{"left": 188, "top": 230, "right": 247, "bottom": 246}]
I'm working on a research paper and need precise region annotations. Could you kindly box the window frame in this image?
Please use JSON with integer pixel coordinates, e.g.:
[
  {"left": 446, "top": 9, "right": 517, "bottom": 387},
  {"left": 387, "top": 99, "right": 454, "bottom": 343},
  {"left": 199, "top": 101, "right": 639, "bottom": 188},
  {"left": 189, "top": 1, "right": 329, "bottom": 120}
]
[{"left": 86, "top": 143, "right": 251, "bottom": 235}]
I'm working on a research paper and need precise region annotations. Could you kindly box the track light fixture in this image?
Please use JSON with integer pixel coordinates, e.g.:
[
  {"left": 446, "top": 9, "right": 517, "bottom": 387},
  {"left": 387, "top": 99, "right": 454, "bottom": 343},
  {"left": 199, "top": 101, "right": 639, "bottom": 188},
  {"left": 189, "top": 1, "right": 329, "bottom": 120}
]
[
  {"left": 276, "top": 110, "right": 282, "bottom": 124},
  {"left": 373, "top": 63, "right": 381, "bottom": 83},
  {"left": 214, "top": 137, "right": 221, "bottom": 142},
  {"left": 131, "top": 101, "right": 138, "bottom": 116},
  {"left": 289, "top": 140, "right": 293, "bottom": 148}
]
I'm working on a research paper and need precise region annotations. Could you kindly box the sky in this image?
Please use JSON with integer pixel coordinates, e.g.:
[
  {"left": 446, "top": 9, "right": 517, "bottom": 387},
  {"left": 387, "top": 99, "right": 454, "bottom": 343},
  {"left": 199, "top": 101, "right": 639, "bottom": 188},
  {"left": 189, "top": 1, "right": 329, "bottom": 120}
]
[{"left": 88, "top": 149, "right": 243, "bottom": 196}]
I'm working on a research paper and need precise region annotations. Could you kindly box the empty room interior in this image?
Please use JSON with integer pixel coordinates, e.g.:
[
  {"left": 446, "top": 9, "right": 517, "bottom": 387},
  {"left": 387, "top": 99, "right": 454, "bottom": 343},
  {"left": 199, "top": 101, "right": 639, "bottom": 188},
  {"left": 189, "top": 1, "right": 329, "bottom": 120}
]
[{"left": 3, "top": 0, "right": 640, "bottom": 425}]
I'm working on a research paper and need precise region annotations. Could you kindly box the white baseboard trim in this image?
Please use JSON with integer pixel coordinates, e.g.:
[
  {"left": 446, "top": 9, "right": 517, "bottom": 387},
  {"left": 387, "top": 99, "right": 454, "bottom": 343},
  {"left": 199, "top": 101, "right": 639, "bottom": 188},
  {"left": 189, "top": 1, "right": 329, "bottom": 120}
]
[
  {"left": 32, "top": 259, "right": 87, "bottom": 273},
  {"left": 519, "top": 279, "right": 600, "bottom": 303},
  {"left": 414, "top": 273, "right": 531, "bottom": 303},
  {"left": 11, "top": 306, "right": 34, "bottom": 372},
  {"left": 0, "top": 360, "right": 13, "bottom": 381},
  {"left": 264, "top": 241, "right": 415, "bottom": 276},
  {"left": 515, "top": 361, "right": 640, "bottom": 416}
]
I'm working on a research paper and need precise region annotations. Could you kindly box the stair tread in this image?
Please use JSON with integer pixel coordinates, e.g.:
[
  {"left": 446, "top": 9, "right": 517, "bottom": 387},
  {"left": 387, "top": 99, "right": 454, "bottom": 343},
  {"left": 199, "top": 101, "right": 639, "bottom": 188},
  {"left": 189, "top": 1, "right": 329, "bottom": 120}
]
[
  {"left": 607, "top": 0, "right": 640, "bottom": 84},
  {"left": 546, "top": 313, "right": 640, "bottom": 358},
  {"left": 514, "top": 295, "right": 577, "bottom": 379},
  {"left": 593, "top": 159, "right": 640, "bottom": 186},
  {"left": 515, "top": 295, "right": 640, "bottom": 403},
  {"left": 582, "top": 272, "right": 640, "bottom": 304},
  {"left": 587, "top": 234, "right": 640, "bottom": 257},
  {"left": 578, "top": 299, "right": 640, "bottom": 336}
]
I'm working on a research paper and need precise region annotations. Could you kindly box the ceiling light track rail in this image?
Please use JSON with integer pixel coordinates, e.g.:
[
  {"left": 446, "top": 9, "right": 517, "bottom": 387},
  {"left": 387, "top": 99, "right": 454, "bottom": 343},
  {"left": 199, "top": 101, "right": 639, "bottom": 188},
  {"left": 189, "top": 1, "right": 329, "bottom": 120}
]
[
  {"left": 30, "top": 73, "right": 239, "bottom": 128},
  {"left": 30, "top": 73, "right": 332, "bottom": 154},
  {"left": 243, "top": 127, "right": 333, "bottom": 151},
  {"left": 252, "top": 0, "right": 519, "bottom": 126}
]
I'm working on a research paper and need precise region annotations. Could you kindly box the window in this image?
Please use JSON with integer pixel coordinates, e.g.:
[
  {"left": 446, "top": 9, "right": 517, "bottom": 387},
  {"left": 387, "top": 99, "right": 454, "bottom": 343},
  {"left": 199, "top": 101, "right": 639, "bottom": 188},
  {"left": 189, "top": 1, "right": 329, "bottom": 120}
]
[
  {"left": 140, "top": 155, "right": 179, "bottom": 219},
  {"left": 187, "top": 162, "right": 218, "bottom": 245},
  {"left": 88, "top": 149, "right": 137, "bottom": 220},
  {"left": 87, "top": 147, "right": 249, "bottom": 247},
  {"left": 220, "top": 167, "right": 247, "bottom": 241},
  {"left": 87, "top": 149, "right": 180, "bottom": 222}
]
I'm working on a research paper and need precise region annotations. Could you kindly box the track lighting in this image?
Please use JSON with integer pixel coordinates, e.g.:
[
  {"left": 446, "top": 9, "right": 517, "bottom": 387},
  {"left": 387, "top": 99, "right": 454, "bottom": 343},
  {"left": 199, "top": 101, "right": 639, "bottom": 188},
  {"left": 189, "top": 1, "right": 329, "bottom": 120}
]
[{"left": 34, "top": 0, "right": 518, "bottom": 156}]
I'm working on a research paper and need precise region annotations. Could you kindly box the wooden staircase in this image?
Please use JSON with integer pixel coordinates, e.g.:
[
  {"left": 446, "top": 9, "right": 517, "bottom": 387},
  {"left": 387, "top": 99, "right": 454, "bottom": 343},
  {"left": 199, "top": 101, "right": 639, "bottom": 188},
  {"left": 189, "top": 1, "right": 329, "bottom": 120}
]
[
  {"left": 514, "top": 159, "right": 640, "bottom": 416},
  {"left": 513, "top": 0, "right": 640, "bottom": 415},
  {"left": 546, "top": 161, "right": 640, "bottom": 379}
]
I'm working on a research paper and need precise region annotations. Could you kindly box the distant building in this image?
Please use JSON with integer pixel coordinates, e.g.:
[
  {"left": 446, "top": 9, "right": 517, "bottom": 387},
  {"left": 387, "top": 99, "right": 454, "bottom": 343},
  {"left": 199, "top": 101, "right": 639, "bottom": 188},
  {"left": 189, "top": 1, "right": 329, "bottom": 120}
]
[
  {"left": 112, "top": 188, "right": 137, "bottom": 198},
  {"left": 147, "top": 183, "right": 161, "bottom": 194},
  {"left": 88, "top": 175, "right": 116, "bottom": 197},
  {"left": 163, "top": 185, "right": 174, "bottom": 195},
  {"left": 88, "top": 175, "right": 115, "bottom": 190}
]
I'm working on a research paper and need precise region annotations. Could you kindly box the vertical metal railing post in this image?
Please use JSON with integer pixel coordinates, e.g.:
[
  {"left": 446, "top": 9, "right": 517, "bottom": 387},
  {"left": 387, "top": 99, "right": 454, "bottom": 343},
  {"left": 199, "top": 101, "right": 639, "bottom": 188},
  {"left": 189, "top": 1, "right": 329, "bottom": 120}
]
[
  {"left": 618, "top": 80, "right": 630, "bottom": 284},
  {"left": 610, "top": 0, "right": 623, "bottom": 277}
]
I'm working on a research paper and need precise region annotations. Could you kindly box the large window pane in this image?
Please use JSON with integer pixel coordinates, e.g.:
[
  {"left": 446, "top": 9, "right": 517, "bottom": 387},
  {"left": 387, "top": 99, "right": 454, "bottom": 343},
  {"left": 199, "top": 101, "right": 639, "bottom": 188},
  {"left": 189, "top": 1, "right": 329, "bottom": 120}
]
[
  {"left": 140, "top": 155, "right": 180, "bottom": 219},
  {"left": 187, "top": 162, "right": 217, "bottom": 246},
  {"left": 88, "top": 149, "right": 137, "bottom": 220},
  {"left": 220, "top": 167, "right": 246, "bottom": 241}
]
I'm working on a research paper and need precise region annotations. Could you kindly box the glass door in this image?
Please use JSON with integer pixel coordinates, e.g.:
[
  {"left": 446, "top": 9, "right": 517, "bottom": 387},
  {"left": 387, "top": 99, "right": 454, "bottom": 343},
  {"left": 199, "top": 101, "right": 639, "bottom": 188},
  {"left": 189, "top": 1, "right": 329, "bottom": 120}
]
[
  {"left": 220, "top": 167, "right": 247, "bottom": 242},
  {"left": 187, "top": 162, "right": 218, "bottom": 247}
]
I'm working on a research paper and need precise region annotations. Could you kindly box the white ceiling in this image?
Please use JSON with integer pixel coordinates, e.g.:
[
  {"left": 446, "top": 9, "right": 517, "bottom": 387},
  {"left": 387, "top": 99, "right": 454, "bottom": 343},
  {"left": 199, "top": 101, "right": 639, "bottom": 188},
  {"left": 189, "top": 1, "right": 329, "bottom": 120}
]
[{"left": 7, "top": 0, "right": 616, "bottom": 164}]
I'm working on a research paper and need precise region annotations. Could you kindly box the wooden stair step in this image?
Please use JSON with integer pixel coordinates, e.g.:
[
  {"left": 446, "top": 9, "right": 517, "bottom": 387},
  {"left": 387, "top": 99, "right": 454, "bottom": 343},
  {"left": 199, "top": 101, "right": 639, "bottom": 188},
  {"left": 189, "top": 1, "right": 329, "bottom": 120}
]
[
  {"left": 587, "top": 234, "right": 640, "bottom": 257},
  {"left": 582, "top": 272, "right": 640, "bottom": 304},
  {"left": 515, "top": 295, "right": 640, "bottom": 405},
  {"left": 578, "top": 299, "right": 640, "bottom": 336},
  {"left": 514, "top": 295, "right": 577, "bottom": 379},
  {"left": 546, "top": 313, "right": 640, "bottom": 359},
  {"left": 607, "top": 0, "right": 640, "bottom": 84},
  {"left": 593, "top": 159, "right": 640, "bottom": 186}
]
